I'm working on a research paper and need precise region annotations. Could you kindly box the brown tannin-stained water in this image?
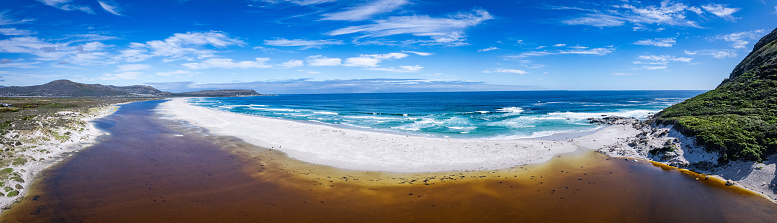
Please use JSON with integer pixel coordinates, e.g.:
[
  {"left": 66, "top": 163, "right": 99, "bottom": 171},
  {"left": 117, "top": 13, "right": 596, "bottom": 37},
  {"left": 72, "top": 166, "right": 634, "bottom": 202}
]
[{"left": 2, "top": 100, "right": 776, "bottom": 222}]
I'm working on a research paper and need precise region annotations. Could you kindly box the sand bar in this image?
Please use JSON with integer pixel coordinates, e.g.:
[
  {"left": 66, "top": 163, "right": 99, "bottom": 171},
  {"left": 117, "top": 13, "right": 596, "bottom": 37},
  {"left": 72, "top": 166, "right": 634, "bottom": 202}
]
[{"left": 157, "top": 98, "right": 639, "bottom": 173}]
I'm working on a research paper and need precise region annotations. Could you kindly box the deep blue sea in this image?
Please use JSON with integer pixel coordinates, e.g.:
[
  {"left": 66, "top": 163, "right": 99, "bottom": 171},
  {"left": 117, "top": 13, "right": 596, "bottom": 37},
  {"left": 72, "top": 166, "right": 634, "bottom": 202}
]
[{"left": 187, "top": 91, "right": 704, "bottom": 139}]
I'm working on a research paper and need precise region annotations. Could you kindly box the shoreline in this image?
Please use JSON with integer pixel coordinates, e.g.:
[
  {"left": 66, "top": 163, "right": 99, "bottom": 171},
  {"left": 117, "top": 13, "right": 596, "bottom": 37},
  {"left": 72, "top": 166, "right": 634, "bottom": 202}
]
[
  {"left": 0, "top": 104, "right": 121, "bottom": 211},
  {"left": 157, "top": 98, "right": 639, "bottom": 173},
  {"left": 159, "top": 98, "right": 776, "bottom": 203}
]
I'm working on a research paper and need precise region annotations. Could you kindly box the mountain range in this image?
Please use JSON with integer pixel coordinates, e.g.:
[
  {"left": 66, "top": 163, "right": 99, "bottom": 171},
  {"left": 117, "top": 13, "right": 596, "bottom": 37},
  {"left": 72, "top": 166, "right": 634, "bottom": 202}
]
[{"left": 0, "top": 80, "right": 262, "bottom": 97}]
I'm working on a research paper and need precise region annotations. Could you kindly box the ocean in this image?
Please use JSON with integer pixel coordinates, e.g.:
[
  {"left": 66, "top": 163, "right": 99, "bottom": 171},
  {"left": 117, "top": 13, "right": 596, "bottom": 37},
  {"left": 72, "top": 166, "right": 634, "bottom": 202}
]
[{"left": 188, "top": 90, "right": 704, "bottom": 139}]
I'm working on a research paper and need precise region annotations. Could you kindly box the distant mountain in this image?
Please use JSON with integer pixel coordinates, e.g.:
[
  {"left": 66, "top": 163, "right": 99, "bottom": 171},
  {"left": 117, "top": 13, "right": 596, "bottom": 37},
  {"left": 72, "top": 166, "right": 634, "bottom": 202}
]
[
  {"left": 0, "top": 80, "right": 263, "bottom": 97},
  {"left": 171, "top": 90, "right": 263, "bottom": 97},
  {"left": 653, "top": 27, "right": 777, "bottom": 163},
  {"left": 0, "top": 80, "right": 162, "bottom": 97}
]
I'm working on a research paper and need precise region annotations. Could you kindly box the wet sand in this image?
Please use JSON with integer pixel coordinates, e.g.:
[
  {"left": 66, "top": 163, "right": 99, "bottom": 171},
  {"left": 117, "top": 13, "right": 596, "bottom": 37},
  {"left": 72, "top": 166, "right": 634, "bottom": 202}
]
[{"left": 1, "top": 100, "right": 776, "bottom": 222}]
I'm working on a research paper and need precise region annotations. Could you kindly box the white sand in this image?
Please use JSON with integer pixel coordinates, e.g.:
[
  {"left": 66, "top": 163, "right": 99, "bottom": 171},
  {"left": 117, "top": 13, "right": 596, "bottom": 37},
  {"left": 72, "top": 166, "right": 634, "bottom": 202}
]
[
  {"left": 157, "top": 98, "right": 637, "bottom": 173},
  {"left": 0, "top": 105, "right": 119, "bottom": 211}
]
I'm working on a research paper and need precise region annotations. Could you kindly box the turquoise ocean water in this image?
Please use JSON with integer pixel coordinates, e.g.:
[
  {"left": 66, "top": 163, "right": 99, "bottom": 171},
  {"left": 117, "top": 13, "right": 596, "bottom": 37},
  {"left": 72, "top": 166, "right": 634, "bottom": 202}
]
[{"left": 187, "top": 91, "right": 704, "bottom": 139}]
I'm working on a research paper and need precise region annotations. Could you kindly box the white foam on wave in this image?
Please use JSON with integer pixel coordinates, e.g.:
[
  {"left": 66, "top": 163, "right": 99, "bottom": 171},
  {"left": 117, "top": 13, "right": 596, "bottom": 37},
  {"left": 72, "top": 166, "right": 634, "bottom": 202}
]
[
  {"left": 314, "top": 111, "right": 339, "bottom": 115},
  {"left": 547, "top": 109, "right": 658, "bottom": 120},
  {"left": 496, "top": 107, "right": 524, "bottom": 114}
]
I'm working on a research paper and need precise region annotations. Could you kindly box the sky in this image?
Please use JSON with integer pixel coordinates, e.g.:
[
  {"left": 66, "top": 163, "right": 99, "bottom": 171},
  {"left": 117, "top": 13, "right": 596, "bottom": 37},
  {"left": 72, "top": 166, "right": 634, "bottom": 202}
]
[{"left": 0, "top": 0, "right": 776, "bottom": 94}]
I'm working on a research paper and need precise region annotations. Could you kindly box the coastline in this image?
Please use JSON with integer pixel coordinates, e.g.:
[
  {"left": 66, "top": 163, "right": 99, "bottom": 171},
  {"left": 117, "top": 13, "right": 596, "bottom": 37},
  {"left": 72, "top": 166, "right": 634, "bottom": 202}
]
[
  {"left": 157, "top": 98, "right": 639, "bottom": 173},
  {"left": 159, "top": 98, "right": 776, "bottom": 203},
  {"left": 0, "top": 104, "right": 120, "bottom": 210}
]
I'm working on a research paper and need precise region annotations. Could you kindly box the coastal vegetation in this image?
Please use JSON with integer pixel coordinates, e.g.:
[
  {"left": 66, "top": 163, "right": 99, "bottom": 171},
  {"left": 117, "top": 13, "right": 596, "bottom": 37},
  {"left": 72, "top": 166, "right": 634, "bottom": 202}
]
[
  {"left": 0, "top": 97, "right": 144, "bottom": 198},
  {"left": 653, "top": 27, "right": 777, "bottom": 163}
]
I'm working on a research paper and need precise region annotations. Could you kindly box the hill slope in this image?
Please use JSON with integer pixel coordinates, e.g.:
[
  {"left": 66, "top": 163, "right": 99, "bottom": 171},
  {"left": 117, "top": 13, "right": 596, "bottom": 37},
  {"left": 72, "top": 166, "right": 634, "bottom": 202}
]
[
  {"left": 653, "top": 27, "right": 777, "bottom": 163},
  {"left": 0, "top": 80, "right": 164, "bottom": 97},
  {"left": 0, "top": 80, "right": 263, "bottom": 97}
]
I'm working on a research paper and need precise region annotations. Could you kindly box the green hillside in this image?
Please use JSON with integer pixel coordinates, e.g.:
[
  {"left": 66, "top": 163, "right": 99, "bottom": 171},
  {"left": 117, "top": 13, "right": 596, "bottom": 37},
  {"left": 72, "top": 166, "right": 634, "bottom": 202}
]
[{"left": 653, "top": 27, "right": 777, "bottom": 163}]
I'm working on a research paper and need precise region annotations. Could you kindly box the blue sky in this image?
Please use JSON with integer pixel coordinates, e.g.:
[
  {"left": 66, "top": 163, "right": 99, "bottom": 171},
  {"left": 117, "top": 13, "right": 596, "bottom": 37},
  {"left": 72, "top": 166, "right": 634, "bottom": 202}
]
[{"left": 0, "top": 0, "right": 776, "bottom": 93}]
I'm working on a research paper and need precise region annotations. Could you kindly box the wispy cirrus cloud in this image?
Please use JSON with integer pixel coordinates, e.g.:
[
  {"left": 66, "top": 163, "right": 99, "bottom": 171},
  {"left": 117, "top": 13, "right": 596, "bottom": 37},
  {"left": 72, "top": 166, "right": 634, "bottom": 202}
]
[
  {"left": 369, "top": 65, "right": 422, "bottom": 72},
  {"left": 0, "top": 28, "right": 37, "bottom": 36},
  {"left": 182, "top": 58, "right": 272, "bottom": 69},
  {"left": 329, "top": 8, "right": 492, "bottom": 46},
  {"left": 0, "top": 36, "right": 113, "bottom": 64},
  {"left": 306, "top": 55, "right": 342, "bottom": 66},
  {"left": 344, "top": 53, "right": 407, "bottom": 67},
  {"left": 116, "top": 31, "right": 245, "bottom": 62},
  {"left": 701, "top": 3, "right": 739, "bottom": 21},
  {"left": 321, "top": 0, "right": 408, "bottom": 21},
  {"left": 633, "top": 37, "right": 676, "bottom": 47},
  {"left": 264, "top": 38, "right": 343, "bottom": 49},
  {"left": 483, "top": 68, "right": 527, "bottom": 74},
  {"left": 684, "top": 49, "right": 737, "bottom": 59},
  {"left": 37, "top": 0, "right": 94, "bottom": 14},
  {"left": 508, "top": 45, "right": 615, "bottom": 59},
  {"left": 478, "top": 46, "right": 498, "bottom": 52},
  {"left": 98, "top": 1, "right": 124, "bottom": 16},
  {"left": 633, "top": 54, "right": 692, "bottom": 70},
  {"left": 710, "top": 29, "right": 766, "bottom": 49},
  {"left": 0, "top": 11, "right": 35, "bottom": 26},
  {"left": 402, "top": 51, "right": 432, "bottom": 56},
  {"left": 553, "top": 1, "right": 740, "bottom": 29},
  {"left": 278, "top": 59, "right": 304, "bottom": 68}
]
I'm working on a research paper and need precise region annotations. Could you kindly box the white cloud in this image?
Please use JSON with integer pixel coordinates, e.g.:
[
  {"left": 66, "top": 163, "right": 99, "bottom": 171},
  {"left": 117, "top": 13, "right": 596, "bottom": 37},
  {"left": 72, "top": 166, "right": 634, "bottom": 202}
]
[
  {"left": 0, "top": 37, "right": 113, "bottom": 64},
  {"left": 478, "top": 46, "right": 498, "bottom": 52},
  {"left": 369, "top": 65, "right": 423, "bottom": 72},
  {"left": 553, "top": 44, "right": 566, "bottom": 47},
  {"left": 0, "top": 12, "right": 35, "bottom": 26},
  {"left": 484, "top": 68, "right": 527, "bottom": 74},
  {"left": 633, "top": 54, "right": 692, "bottom": 69},
  {"left": 322, "top": 0, "right": 408, "bottom": 21},
  {"left": 264, "top": 38, "right": 343, "bottom": 49},
  {"left": 183, "top": 58, "right": 272, "bottom": 69},
  {"left": 684, "top": 49, "right": 737, "bottom": 59},
  {"left": 344, "top": 53, "right": 408, "bottom": 67},
  {"left": 37, "top": 0, "right": 94, "bottom": 14},
  {"left": 329, "top": 8, "right": 492, "bottom": 46},
  {"left": 702, "top": 3, "right": 739, "bottom": 21},
  {"left": 402, "top": 51, "right": 433, "bottom": 56},
  {"left": 642, "top": 66, "right": 668, "bottom": 70},
  {"left": 559, "top": 47, "right": 613, "bottom": 55},
  {"left": 297, "top": 70, "right": 320, "bottom": 74},
  {"left": 633, "top": 37, "right": 676, "bottom": 47},
  {"left": 563, "top": 14, "right": 624, "bottom": 27},
  {"left": 117, "top": 31, "right": 244, "bottom": 62},
  {"left": 557, "top": 1, "right": 723, "bottom": 29},
  {"left": 712, "top": 30, "right": 766, "bottom": 49},
  {"left": 636, "top": 55, "right": 692, "bottom": 64},
  {"left": 278, "top": 59, "right": 304, "bottom": 68},
  {"left": 612, "top": 72, "right": 636, "bottom": 76},
  {"left": 0, "top": 28, "right": 36, "bottom": 36},
  {"left": 306, "top": 55, "right": 342, "bottom": 66},
  {"left": 99, "top": 71, "right": 141, "bottom": 80},
  {"left": 98, "top": 1, "right": 124, "bottom": 16},
  {"left": 156, "top": 70, "right": 193, "bottom": 77}
]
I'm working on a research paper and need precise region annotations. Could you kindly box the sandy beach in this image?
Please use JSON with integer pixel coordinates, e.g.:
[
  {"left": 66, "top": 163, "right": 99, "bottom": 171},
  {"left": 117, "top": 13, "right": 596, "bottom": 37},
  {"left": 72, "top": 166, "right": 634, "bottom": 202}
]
[
  {"left": 157, "top": 98, "right": 639, "bottom": 173},
  {"left": 157, "top": 98, "right": 777, "bottom": 203}
]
